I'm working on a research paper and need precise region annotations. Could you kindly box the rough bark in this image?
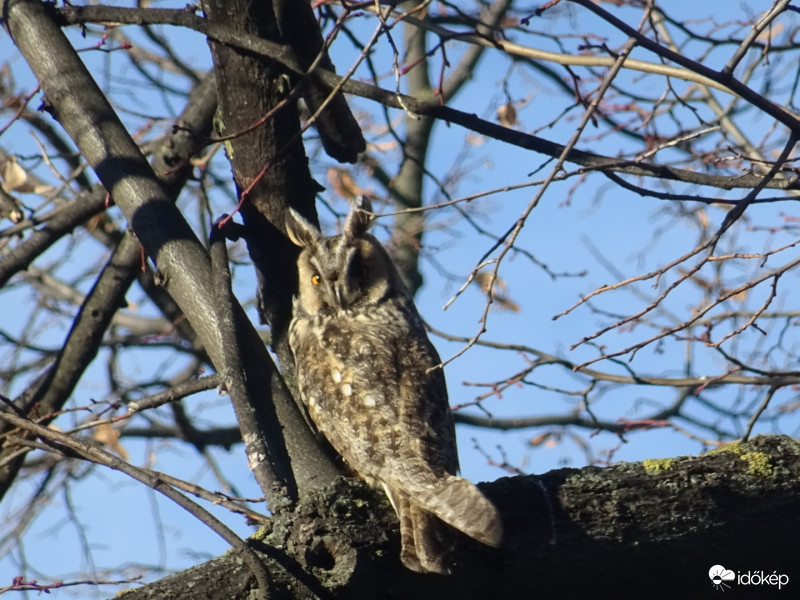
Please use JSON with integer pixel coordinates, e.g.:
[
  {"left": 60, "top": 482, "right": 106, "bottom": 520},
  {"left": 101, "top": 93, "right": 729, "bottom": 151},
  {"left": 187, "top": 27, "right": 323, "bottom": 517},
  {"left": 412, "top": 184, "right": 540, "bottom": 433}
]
[
  {"left": 272, "top": 0, "right": 365, "bottom": 164},
  {"left": 199, "top": 0, "right": 341, "bottom": 499},
  {"left": 117, "top": 434, "right": 800, "bottom": 599}
]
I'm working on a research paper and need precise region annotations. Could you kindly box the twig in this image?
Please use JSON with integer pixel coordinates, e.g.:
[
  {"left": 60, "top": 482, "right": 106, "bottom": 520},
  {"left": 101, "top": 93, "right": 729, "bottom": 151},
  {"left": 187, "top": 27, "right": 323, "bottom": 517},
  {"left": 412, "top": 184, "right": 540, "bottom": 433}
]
[
  {"left": 561, "top": 131, "right": 799, "bottom": 360},
  {"left": 439, "top": 4, "right": 654, "bottom": 368},
  {"left": 722, "top": 0, "right": 793, "bottom": 76},
  {"left": 742, "top": 386, "right": 779, "bottom": 442},
  {"left": 54, "top": 5, "right": 800, "bottom": 192},
  {"left": 427, "top": 327, "right": 800, "bottom": 388},
  {"left": 0, "top": 409, "right": 272, "bottom": 598},
  {"left": 708, "top": 275, "right": 778, "bottom": 348},
  {"left": 574, "top": 253, "right": 800, "bottom": 369},
  {"left": 567, "top": 0, "right": 800, "bottom": 134}
]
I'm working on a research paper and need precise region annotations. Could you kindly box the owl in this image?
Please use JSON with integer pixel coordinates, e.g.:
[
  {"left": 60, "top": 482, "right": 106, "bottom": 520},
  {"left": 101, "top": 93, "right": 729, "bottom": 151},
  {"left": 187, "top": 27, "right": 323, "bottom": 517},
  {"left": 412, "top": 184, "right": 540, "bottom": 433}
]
[{"left": 286, "top": 196, "right": 502, "bottom": 574}]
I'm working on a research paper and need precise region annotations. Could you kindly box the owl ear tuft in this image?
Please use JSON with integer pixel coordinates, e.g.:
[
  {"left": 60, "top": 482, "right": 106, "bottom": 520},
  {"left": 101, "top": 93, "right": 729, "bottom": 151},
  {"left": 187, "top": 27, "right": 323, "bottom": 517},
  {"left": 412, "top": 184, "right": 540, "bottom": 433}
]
[
  {"left": 285, "top": 208, "right": 321, "bottom": 248},
  {"left": 344, "top": 195, "right": 373, "bottom": 240}
]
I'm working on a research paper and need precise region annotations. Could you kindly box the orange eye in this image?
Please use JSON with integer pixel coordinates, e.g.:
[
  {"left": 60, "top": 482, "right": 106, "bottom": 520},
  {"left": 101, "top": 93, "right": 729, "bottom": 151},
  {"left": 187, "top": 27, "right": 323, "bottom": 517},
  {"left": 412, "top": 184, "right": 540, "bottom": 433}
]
[{"left": 311, "top": 274, "right": 321, "bottom": 286}]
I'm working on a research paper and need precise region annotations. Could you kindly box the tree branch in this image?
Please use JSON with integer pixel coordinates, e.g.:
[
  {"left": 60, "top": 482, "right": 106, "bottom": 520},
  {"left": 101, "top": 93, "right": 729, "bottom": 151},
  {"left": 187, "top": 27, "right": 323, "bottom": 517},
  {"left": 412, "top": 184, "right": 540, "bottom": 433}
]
[
  {"left": 54, "top": 5, "right": 800, "bottom": 193},
  {"left": 110, "top": 434, "right": 800, "bottom": 599},
  {"left": 5, "top": 0, "right": 333, "bottom": 505},
  {"left": 0, "top": 408, "right": 272, "bottom": 599},
  {"left": 210, "top": 219, "right": 292, "bottom": 507}
]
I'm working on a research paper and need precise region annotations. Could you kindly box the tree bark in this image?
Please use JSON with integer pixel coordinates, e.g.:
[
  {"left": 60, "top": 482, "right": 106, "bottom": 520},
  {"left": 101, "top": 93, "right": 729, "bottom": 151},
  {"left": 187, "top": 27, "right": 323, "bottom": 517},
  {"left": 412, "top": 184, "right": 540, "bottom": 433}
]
[
  {"left": 117, "top": 434, "right": 800, "bottom": 599},
  {"left": 199, "top": 0, "right": 341, "bottom": 499}
]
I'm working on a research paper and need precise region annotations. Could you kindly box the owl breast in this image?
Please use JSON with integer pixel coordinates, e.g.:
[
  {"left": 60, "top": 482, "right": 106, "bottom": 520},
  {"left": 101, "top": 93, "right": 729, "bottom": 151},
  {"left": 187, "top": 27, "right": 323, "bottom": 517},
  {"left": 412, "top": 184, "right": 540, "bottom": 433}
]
[{"left": 289, "top": 296, "right": 457, "bottom": 481}]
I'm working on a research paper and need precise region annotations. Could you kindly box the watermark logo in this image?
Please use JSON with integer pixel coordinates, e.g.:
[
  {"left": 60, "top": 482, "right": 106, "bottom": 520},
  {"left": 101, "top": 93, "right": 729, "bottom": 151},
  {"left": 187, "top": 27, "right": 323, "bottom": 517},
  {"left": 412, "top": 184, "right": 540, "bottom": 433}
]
[
  {"left": 709, "top": 565, "right": 735, "bottom": 591},
  {"left": 709, "top": 564, "right": 789, "bottom": 591}
]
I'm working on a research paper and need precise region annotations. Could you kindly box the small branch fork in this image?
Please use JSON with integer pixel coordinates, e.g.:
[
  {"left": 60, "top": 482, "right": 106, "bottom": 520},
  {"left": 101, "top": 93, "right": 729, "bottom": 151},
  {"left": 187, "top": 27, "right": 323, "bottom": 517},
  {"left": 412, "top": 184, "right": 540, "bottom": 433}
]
[
  {"left": 439, "top": 2, "right": 657, "bottom": 368},
  {"left": 560, "top": 132, "right": 799, "bottom": 369}
]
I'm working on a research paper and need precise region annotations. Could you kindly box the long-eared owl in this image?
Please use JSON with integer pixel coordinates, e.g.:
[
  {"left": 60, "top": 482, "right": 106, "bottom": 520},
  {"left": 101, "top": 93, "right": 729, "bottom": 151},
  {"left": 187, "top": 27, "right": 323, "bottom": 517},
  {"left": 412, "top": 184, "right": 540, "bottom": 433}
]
[{"left": 286, "top": 196, "right": 502, "bottom": 574}]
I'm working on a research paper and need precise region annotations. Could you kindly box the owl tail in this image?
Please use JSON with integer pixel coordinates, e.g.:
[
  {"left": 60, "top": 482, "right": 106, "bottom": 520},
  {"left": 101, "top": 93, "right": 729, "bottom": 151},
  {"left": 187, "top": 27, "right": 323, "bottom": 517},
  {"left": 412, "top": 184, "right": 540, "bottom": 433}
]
[
  {"left": 416, "top": 474, "right": 503, "bottom": 548},
  {"left": 395, "top": 494, "right": 455, "bottom": 574},
  {"left": 385, "top": 475, "right": 503, "bottom": 573}
]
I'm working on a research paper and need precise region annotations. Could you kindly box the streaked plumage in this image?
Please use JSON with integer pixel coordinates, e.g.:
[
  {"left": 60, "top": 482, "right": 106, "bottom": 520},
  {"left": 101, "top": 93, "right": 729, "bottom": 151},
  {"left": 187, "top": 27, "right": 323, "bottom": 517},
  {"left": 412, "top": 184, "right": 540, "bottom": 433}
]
[{"left": 286, "top": 196, "right": 502, "bottom": 574}]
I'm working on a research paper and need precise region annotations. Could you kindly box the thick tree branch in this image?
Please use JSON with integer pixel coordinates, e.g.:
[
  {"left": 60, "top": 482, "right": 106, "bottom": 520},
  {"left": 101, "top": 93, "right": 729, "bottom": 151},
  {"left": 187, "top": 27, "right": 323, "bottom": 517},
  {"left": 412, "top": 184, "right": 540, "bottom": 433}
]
[
  {"left": 0, "top": 62, "right": 218, "bottom": 503},
  {"left": 113, "top": 434, "right": 800, "bottom": 599},
  {"left": 272, "top": 0, "right": 365, "bottom": 163},
  {"left": 4, "top": 0, "right": 332, "bottom": 506},
  {"left": 210, "top": 220, "right": 291, "bottom": 506},
  {"left": 199, "top": 0, "right": 340, "bottom": 495}
]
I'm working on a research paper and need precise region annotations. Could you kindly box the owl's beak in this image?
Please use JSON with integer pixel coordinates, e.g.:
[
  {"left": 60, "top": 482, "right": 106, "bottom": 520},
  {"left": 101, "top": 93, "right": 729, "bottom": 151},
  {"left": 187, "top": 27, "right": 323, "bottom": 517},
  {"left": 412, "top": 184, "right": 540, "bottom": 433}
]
[{"left": 334, "top": 284, "right": 346, "bottom": 308}]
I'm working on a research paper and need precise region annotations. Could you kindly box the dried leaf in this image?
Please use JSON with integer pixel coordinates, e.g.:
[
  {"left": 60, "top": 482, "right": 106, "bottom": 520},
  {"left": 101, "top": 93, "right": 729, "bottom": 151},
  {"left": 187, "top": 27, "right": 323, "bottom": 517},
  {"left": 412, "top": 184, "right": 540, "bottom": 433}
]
[
  {"left": 93, "top": 422, "right": 129, "bottom": 460},
  {"left": 327, "top": 167, "right": 362, "bottom": 200},
  {"left": 0, "top": 187, "right": 24, "bottom": 223},
  {"left": 474, "top": 271, "right": 521, "bottom": 312},
  {"left": 497, "top": 102, "right": 518, "bottom": 128},
  {"left": 1, "top": 156, "right": 53, "bottom": 194},
  {"left": 696, "top": 207, "right": 709, "bottom": 229},
  {"left": 757, "top": 22, "right": 783, "bottom": 42},
  {"left": 726, "top": 289, "right": 749, "bottom": 303},
  {"left": 367, "top": 140, "right": 397, "bottom": 152},
  {"left": 2, "top": 157, "right": 27, "bottom": 192},
  {"left": 677, "top": 267, "right": 714, "bottom": 293},
  {"left": 529, "top": 432, "right": 552, "bottom": 447}
]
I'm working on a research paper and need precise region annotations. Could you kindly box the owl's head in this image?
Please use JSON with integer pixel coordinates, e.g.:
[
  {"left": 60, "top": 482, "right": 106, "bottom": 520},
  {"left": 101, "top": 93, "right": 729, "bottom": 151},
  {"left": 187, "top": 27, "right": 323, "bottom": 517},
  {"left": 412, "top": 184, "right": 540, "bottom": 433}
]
[{"left": 286, "top": 196, "right": 404, "bottom": 314}]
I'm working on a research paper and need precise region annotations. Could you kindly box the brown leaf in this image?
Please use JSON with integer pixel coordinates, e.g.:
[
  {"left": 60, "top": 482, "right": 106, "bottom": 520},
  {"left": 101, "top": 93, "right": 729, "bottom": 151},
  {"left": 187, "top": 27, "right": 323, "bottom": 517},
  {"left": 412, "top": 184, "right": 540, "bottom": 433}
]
[
  {"left": 473, "top": 271, "right": 521, "bottom": 312},
  {"left": 1, "top": 156, "right": 53, "bottom": 194},
  {"left": 497, "top": 102, "right": 518, "bottom": 128},
  {"left": 93, "top": 422, "right": 129, "bottom": 460},
  {"left": 529, "top": 432, "right": 553, "bottom": 447},
  {"left": 696, "top": 208, "right": 709, "bottom": 229},
  {"left": 2, "top": 157, "right": 27, "bottom": 192},
  {"left": 757, "top": 22, "right": 783, "bottom": 42},
  {"left": 327, "top": 167, "right": 362, "bottom": 200}
]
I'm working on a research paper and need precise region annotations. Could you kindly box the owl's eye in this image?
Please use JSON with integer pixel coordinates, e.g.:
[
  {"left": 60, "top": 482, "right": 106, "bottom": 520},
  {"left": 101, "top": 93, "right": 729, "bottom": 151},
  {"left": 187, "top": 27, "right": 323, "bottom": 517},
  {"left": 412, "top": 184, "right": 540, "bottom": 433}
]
[{"left": 311, "top": 274, "right": 321, "bottom": 286}]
